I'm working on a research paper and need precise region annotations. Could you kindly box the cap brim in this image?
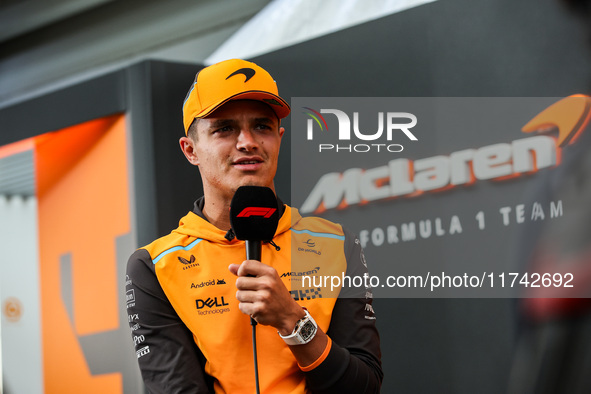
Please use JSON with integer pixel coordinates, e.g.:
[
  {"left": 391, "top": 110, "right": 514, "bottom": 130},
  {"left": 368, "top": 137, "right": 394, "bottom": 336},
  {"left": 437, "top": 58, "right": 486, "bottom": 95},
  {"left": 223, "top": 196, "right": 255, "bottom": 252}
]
[{"left": 196, "top": 90, "right": 291, "bottom": 120}]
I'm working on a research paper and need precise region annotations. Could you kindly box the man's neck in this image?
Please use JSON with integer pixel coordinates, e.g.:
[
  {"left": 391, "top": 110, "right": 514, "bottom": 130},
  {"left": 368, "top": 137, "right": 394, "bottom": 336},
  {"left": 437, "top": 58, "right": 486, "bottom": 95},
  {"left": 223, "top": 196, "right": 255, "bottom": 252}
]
[{"left": 201, "top": 196, "right": 232, "bottom": 230}]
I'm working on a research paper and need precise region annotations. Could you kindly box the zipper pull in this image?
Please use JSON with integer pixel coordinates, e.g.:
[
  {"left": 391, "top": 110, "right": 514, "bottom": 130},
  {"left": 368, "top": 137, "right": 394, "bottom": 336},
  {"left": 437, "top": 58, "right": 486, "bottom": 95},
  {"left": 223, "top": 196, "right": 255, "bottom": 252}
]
[
  {"left": 267, "top": 240, "right": 281, "bottom": 251},
  {"left": 224, "top": 228, "right": 235, "bottom": 241}
]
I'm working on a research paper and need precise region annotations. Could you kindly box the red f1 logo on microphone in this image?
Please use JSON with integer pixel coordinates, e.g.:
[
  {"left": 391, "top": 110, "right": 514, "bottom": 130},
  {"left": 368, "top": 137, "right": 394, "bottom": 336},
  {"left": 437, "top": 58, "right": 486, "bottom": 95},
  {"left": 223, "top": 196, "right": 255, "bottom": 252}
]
[{"left": 237, "top": 207, "right": 277, "bottom": 218}]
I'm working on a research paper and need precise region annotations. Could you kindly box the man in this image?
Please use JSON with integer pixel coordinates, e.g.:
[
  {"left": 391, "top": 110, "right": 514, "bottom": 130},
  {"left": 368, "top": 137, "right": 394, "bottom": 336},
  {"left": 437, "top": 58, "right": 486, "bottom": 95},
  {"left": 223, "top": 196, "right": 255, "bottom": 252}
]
[{"left": 126, "top": 58, "right": 382, "bottom": 393}]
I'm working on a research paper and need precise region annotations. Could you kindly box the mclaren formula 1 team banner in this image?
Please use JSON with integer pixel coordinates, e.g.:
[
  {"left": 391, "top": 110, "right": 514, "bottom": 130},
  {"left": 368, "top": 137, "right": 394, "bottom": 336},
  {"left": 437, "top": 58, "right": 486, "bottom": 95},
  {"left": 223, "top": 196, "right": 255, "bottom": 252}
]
[{"left": 291, "top": 96, "right": 591, "bottom": 299}]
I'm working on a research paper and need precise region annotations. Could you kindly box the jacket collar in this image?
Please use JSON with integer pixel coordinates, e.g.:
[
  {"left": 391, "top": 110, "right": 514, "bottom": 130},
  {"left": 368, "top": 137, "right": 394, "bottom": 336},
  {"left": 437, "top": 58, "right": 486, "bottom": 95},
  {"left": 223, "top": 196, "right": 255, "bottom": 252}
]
[{"left": 175, "top": 196, "right": 298, "bottom": 244}]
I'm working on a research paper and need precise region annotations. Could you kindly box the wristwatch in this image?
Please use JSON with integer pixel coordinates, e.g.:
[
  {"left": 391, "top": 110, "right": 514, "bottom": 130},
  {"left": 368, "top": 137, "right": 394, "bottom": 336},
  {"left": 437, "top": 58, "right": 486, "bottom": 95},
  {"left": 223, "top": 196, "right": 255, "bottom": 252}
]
[{"left": 278, "top": 308, "right": 317, "bottom": 345}]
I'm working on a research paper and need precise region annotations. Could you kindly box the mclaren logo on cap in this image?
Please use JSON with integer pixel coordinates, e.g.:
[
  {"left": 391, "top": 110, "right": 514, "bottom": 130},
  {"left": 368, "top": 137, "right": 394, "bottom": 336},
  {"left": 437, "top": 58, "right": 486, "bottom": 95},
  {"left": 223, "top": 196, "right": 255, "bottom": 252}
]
[{"left": 226, "top": 68, "right": 256, "bottom": 82}]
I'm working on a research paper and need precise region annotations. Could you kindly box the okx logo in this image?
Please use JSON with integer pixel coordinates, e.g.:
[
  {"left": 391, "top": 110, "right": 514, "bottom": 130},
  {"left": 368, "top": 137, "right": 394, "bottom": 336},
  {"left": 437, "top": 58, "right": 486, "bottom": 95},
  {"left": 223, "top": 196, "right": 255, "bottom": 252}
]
[{"left": 303, "top": 106, "right": 417, "bottom": 153}]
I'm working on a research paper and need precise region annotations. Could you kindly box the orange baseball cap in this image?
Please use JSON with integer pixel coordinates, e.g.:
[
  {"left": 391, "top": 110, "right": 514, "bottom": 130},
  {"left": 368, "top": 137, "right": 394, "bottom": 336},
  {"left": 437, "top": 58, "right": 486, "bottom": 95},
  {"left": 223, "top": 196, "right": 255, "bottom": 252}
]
[{"left": 182, "top": 59, "right": 291, "bottom": 134}]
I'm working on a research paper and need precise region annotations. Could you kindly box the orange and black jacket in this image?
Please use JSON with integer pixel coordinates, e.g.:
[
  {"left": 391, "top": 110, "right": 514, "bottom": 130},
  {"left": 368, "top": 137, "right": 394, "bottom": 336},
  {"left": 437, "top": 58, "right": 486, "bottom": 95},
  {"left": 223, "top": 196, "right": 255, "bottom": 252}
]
[{"left": 126, "top": 198, "right": 382, "bottom": 393}]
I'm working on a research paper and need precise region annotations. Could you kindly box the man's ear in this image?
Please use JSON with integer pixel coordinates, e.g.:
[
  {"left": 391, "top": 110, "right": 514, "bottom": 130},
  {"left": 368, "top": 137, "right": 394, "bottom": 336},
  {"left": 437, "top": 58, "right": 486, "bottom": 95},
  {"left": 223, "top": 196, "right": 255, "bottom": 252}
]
[
  {"left": 279, "top": 126, "right": 285, "bottom": 139},
  {"left": 179, "top": 136, "right": 200, "bottom": 166}
]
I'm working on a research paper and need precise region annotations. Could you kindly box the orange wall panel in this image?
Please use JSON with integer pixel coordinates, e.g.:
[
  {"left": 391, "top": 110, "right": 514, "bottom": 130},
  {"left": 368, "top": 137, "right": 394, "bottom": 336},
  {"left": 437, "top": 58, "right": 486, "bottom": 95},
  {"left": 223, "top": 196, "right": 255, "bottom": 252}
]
[{"left": 36, "top": 114, "right": 130, "bottom": 393}]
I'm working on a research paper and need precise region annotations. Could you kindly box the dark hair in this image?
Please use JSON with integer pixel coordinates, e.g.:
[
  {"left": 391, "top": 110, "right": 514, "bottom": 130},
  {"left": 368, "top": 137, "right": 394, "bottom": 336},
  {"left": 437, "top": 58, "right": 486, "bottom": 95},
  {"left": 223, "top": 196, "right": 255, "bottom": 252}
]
[{"left": 187, "top": 118, "right": 200, "bottom": 141}]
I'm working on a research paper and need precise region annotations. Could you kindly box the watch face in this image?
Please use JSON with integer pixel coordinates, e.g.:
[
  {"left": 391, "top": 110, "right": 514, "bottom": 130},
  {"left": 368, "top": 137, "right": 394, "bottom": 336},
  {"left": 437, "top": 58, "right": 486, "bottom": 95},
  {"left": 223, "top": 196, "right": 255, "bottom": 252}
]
[{"left": 300, "top": 321, "right": 316, "bottom": 340}]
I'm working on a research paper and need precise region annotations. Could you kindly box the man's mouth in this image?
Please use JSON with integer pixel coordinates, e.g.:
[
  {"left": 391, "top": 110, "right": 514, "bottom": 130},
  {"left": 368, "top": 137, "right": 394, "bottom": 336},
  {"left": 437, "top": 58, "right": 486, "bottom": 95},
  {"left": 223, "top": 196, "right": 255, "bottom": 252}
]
[{"left": 233, "top": 157, "right": 264, "bottom": 170}]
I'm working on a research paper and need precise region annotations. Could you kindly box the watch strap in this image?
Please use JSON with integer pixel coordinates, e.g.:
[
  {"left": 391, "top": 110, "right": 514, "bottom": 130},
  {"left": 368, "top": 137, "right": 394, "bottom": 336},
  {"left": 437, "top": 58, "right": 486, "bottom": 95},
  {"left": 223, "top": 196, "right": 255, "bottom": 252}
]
[{"left": 279, "top": 308, "right": 317, "bottom": 345}]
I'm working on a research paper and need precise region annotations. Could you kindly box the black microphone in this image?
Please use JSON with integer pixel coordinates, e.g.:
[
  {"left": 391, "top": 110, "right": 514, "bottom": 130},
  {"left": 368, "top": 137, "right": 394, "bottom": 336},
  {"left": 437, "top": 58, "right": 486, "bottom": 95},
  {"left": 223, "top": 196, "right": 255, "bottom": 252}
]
[
  {"left": 229, "top": 186, "right": 280, "bottom": 394},
  {"left": 230, "top": 185, "right": 280, "bottom": 262}
]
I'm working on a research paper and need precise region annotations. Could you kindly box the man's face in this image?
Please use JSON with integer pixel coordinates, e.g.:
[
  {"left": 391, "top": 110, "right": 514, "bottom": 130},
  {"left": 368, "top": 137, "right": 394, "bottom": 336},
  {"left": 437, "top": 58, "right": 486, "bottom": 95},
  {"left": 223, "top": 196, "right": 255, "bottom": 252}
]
[{"left": 188, "top": 100, "right": 284, "bottom": 199}]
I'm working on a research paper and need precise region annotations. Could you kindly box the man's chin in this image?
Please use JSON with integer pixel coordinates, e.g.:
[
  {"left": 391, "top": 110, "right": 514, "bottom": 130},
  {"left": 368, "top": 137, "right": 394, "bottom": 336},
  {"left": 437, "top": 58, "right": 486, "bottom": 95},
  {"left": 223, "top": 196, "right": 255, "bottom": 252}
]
[{"left": 235, "top": 179, "right": 275, "bottom": 191}]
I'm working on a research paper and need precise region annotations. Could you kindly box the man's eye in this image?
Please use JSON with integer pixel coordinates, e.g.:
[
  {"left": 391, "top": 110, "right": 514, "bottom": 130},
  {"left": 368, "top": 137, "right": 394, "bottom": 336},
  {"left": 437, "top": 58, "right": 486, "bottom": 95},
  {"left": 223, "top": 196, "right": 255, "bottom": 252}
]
[{"left": 214, "top": 126, "right": 232, "bottom": 133}]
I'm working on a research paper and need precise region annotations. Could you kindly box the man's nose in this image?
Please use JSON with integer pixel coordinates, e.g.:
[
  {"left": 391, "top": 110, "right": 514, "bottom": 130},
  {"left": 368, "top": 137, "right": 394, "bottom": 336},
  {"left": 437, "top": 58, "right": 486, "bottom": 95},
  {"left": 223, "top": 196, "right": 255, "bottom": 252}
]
[{"left": 236, "top": 129, "right": 259, "bottom": 151}]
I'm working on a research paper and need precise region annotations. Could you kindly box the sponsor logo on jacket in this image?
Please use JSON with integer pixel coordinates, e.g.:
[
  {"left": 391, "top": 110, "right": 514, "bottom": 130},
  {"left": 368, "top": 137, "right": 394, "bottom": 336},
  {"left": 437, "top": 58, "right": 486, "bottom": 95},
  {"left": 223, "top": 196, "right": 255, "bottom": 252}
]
[
  {"left": 196, "top": 297, "right": 229, "bottom": 309},
  {"left": 190, "top": 279, "right": 227, "bottom": 289},
  {"left": 280, "top": 267, "right": 320, "bottom": 278},
  {"left": 178, "top": 255, "right": 199, "bottom": 270},
  {"left": 195, "top": 296, "right": 231, "bottom": 316}
]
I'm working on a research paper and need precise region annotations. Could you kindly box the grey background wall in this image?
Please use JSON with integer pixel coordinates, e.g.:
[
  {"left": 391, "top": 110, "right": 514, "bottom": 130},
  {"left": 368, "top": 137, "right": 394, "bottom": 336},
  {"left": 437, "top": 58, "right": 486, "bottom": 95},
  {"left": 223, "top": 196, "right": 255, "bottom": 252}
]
[{"left": 255, "top": 1, "right": 591, "bottom": 392}]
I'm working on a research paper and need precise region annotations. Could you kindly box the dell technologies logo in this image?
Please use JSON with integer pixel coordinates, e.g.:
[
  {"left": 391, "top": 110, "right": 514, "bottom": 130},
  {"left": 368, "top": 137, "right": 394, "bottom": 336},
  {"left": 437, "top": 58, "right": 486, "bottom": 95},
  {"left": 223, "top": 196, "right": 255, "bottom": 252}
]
[
  {"left": 303, "top": 107, "right": 417, "bottom": 153},
  {"left": 196, "top": 297, "right": 229, "bottom": 309}
]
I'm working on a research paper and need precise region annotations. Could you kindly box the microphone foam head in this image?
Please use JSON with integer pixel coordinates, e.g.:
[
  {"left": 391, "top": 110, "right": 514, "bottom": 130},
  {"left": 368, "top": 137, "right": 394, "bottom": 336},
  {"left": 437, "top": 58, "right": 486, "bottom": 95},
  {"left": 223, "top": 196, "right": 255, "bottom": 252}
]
[{"left": 230, "top": 186, "right": 280, "bottom": 241}]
